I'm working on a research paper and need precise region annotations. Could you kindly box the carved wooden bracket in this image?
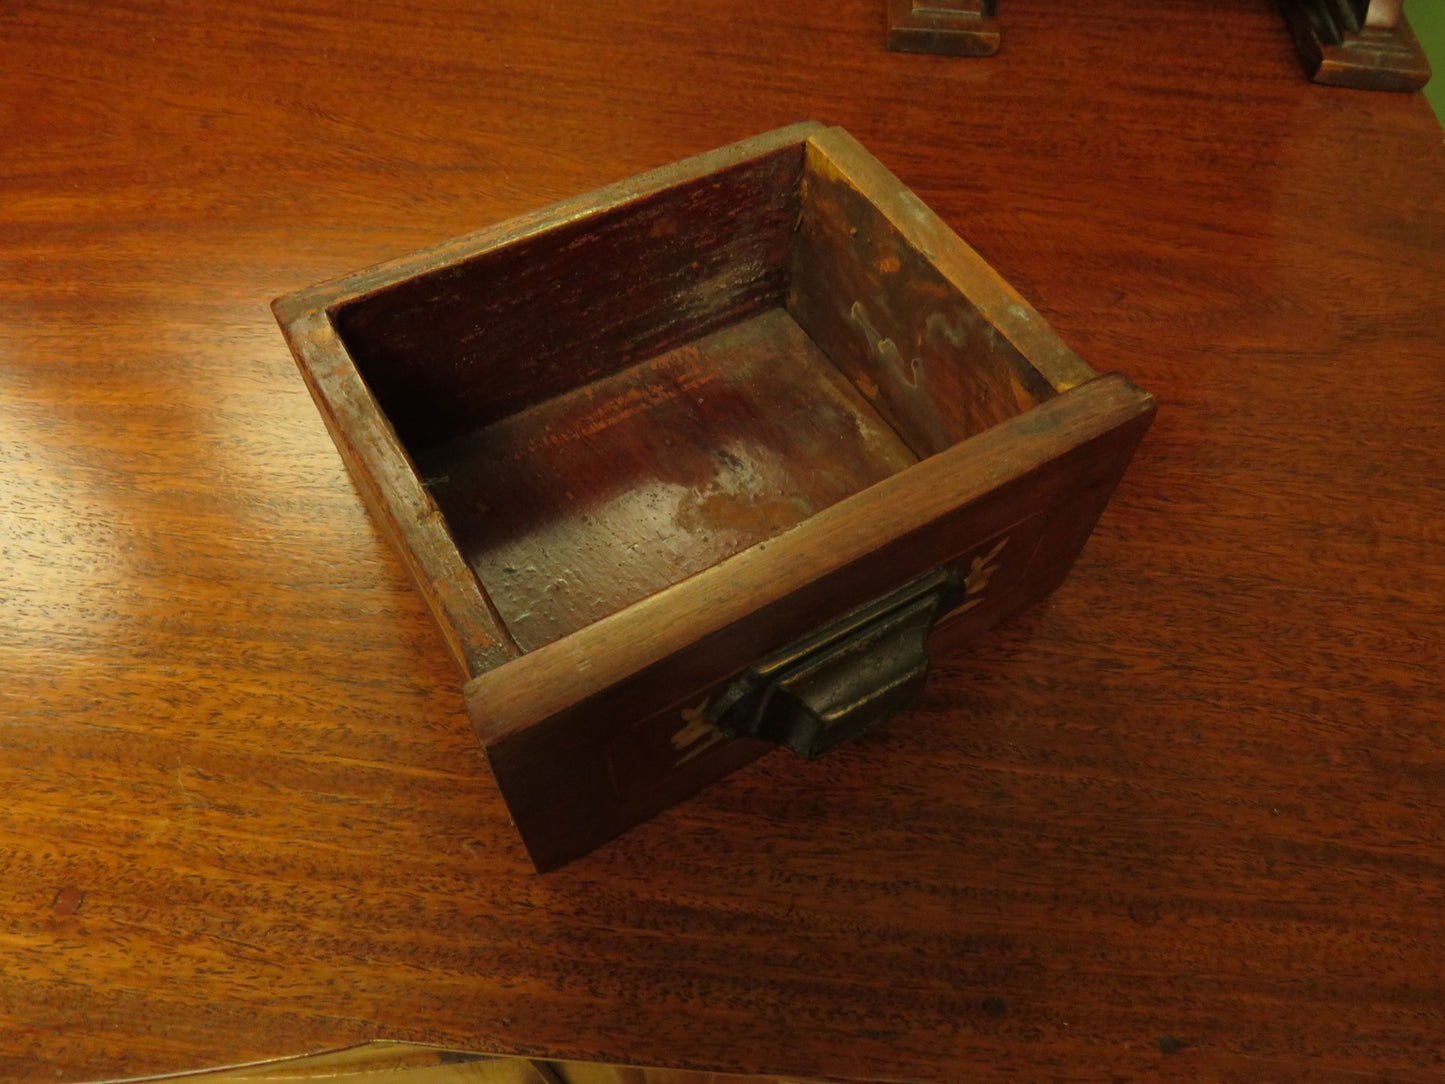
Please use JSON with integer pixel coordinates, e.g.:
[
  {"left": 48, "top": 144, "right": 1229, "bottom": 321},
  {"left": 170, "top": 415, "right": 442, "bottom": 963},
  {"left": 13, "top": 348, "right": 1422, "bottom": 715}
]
[
  {"left": 1279, "top": 0, "right": 1431, "bottom": 90},
  {"left": 885, "top": 0, "right": 999, "bottom": 57},
  {"left": 885, "top": 0, "right": 1432, "bottom": 95}
]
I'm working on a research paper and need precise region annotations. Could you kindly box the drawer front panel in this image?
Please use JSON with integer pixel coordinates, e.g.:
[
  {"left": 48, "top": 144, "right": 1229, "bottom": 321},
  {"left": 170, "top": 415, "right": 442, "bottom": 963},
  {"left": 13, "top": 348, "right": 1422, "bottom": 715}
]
[{"left": 473, "top": 386, "right": 1152, "bottom": 870}]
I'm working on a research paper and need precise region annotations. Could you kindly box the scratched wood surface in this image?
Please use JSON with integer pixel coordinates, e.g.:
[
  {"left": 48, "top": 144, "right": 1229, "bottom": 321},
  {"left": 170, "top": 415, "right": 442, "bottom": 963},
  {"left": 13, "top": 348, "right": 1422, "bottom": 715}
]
[{"left": 2, "top": 0, "right": 1443, "bottom": 1082}]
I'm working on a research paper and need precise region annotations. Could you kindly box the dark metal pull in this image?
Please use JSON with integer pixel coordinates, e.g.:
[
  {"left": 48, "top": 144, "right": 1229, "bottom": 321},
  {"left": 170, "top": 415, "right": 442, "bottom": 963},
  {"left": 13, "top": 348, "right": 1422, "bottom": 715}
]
[{"left": 710, "top": 569, "right": 962, "bottom": 759}]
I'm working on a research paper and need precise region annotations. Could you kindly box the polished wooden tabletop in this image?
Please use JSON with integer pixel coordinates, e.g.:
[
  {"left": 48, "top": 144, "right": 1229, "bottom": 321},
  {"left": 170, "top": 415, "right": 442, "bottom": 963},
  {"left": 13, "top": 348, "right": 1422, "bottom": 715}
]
[{"left": 4, "top": 1, "right": 1443, "bottom": 1082}]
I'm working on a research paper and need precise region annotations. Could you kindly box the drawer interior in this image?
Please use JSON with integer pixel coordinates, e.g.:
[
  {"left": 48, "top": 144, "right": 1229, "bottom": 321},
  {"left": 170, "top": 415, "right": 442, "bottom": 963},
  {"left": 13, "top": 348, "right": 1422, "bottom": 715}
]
[
  {"left": 329, "top": 139, "right": 1059, "bottom": 650},
  {"left": 412, "top": 307, "right": 914, "bottom": 651}
]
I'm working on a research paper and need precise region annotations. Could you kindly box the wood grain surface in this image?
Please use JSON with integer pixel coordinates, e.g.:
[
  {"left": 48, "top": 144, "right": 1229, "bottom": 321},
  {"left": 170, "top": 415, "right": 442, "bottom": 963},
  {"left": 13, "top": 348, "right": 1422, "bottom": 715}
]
[{"left": 2, "top": 1, "right": 1443, "bottom": 1082}]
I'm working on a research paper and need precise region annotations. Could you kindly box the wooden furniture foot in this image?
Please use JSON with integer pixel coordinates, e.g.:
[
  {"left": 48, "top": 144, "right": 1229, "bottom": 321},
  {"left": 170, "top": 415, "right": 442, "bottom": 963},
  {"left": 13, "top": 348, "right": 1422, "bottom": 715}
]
[
  {"left": 885, "top": 0, "right": 999, "bottom": 57},
  {"left": 1279, "top": 0, "right": 1432, "bottom": 91}
]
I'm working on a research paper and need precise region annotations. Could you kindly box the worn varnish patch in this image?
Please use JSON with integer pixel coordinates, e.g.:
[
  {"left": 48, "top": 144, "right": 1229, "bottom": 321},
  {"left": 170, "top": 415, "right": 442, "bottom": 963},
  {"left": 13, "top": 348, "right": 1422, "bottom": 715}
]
[{"left": 420, "top": 307, "right": 917, "bottom": 651}]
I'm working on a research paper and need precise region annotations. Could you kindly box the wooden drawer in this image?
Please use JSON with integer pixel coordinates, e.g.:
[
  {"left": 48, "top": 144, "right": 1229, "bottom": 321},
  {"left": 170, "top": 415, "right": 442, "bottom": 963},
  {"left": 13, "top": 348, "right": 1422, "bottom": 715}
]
[{"left": 272, "top": 122, "right": 1155, "bottom": 870}]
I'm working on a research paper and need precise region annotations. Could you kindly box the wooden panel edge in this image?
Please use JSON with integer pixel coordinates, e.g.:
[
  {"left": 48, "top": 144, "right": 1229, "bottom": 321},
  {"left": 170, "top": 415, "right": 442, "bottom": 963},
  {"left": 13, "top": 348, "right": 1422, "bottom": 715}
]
[
  {"left": 803, "top": 126, "right": 1097, "bottom": 393},
  {"left": 93, "top": 1042, "right": 514, "bottom": 1082},
  {"left": 273, "top": 304, "right": 520, "bottom": 676},
  {"left": 465, "top": 373, "right": 1155, "bottom": 743}
]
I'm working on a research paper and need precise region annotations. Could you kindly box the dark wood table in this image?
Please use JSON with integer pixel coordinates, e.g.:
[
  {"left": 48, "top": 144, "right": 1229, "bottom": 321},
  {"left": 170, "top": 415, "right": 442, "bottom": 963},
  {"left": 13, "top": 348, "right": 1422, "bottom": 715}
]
[{"left": 4, "top": 1, "right": 1443, "bottom": 1081}]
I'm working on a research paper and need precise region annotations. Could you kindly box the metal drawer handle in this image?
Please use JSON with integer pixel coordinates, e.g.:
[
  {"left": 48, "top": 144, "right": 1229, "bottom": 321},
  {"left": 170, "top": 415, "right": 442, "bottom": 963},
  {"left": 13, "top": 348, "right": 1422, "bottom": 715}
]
[{"left": 710, "top": 569, "right": 962, "bottom": 759}]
